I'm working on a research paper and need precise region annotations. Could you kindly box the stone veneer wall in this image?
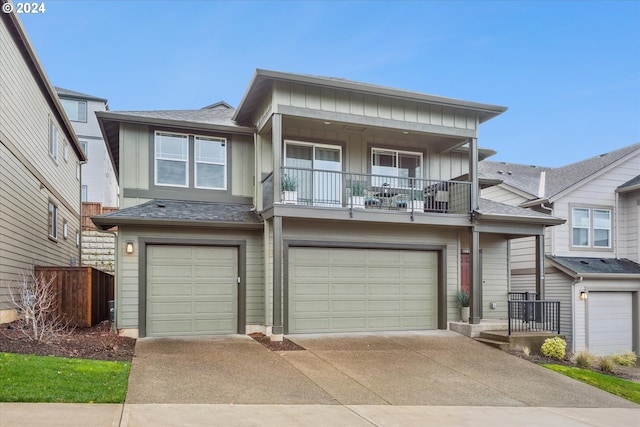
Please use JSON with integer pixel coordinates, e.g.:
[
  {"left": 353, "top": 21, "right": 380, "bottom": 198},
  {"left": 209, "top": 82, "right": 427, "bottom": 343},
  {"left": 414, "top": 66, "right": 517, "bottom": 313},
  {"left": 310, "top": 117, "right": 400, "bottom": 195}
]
[{"left": 82, "top": 230, "right": 115, "bottom": 274}]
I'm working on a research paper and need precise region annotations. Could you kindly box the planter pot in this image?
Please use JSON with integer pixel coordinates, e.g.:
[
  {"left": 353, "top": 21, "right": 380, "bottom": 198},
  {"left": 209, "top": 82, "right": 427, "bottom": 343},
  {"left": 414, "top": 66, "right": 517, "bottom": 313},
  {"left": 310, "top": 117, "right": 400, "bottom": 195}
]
[
  {"left": 282, "top": 191, "right": 298, "bottom": 205},
  {"left": 406, "top": 200, "right": 423, "bottom": 212},
  {"left": 349, "top": 196, "right": 365, "bottom": 209},
  {"left": 460, "top": 306, "right": 470, "bottom": 323}
]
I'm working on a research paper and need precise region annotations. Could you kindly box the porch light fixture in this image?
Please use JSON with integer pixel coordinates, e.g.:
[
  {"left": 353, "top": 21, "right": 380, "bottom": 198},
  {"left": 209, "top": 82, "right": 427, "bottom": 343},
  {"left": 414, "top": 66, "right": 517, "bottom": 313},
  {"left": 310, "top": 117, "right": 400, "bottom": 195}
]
[
  {"left": 579, "top": 290, "right": 588, "bottom": 300},
  {"left": 125, "top": 241, "right": 134, "bottom": 255}
]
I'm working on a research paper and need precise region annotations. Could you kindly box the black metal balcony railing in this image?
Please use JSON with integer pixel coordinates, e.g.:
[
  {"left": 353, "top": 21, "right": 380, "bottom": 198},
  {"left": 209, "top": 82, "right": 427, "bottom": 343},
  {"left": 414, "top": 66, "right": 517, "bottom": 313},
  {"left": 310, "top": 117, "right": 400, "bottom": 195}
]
[
  {"left": 507, "top": 300, "right": 560, "bottom": 335},
  {"left": 508, "top": 292, "right": 538, "bottom": 301},
  {"left": 269, "top": 167, "right": 471, "bottom": 214}
]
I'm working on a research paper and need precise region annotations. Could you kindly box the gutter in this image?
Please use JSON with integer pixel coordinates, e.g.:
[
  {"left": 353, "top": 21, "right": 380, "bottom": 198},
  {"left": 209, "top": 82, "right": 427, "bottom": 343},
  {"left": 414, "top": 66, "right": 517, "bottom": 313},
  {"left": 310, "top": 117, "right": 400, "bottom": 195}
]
[{"left": 91, "top": 216, "right": 264, "bottom": 231}]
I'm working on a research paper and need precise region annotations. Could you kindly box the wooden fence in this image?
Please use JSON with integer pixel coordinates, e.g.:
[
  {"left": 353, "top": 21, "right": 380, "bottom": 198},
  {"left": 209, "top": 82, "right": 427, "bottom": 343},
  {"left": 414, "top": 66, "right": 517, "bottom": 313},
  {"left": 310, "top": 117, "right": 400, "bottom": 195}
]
[
  {"left": 34, "top": 266, "right": 114, "bottom": 327},
  {"left": 82, "top": 202, "right": 118, "bottom": 231}
]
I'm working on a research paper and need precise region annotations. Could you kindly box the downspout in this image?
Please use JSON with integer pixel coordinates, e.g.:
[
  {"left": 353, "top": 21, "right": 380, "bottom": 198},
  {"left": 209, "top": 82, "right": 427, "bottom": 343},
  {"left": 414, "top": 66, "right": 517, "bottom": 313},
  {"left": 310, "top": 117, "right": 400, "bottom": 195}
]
[
  {"left": 615, "top": 191, "right": 619, "bottom": 259},
  {"left": 571, "top": 276, "right": 584, "bottom": 353}
]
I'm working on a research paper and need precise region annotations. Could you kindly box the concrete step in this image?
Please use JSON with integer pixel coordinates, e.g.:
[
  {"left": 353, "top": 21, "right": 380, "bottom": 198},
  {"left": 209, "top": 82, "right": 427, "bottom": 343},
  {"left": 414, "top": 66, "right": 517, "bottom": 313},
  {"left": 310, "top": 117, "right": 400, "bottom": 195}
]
[
  {"left": 474, "top": 337, "right": 510, "bottom": 351},
  {"left": 478, "top": 331, "right": 510, "bottom": 343}
]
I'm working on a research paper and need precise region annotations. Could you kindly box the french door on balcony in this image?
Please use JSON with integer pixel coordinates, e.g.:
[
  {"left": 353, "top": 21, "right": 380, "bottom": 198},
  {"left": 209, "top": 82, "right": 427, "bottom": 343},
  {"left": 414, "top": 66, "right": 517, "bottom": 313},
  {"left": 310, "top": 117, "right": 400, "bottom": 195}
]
[{"left": 285, "top": 141, "right": 342, "bottom": 206}]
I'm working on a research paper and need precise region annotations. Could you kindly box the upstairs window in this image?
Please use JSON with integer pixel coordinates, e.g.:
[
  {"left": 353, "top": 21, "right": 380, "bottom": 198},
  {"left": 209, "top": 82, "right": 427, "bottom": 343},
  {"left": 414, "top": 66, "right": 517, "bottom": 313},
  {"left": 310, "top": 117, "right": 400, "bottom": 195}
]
[
  {"left": 195, "top": 136, "right": 227, "bottom": 189},
  {"left": 371, "top": 148, "right": 422, "bottom": 188},
  {"left": 60, "top": 98, "right": 87, "bottom": 122},
  {"left": 572, "top": 207, "right": 612, "bottom": 249},
  {"left": 49, "top": 120, "right": 59, "bottom": 161},
  {"left": 155, "top": 132, "right": 189, "bottom": 187}
]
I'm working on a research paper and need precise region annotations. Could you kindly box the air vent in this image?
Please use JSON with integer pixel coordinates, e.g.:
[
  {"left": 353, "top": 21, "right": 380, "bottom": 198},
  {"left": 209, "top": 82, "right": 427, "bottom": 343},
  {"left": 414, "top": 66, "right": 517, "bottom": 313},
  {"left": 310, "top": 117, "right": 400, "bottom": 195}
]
[{"left": 157, "top": 203, "right": 166, "bottom": 208}]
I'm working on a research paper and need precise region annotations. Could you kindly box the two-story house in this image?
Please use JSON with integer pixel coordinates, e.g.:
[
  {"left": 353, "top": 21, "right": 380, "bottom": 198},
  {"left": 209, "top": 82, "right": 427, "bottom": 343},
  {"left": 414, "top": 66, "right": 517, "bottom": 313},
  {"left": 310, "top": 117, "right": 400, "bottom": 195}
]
[
  {"left": 480, "top": 142, "right": 640, "bottom": 355},
  {"left": 55, "top": 87, "right": 118, "bottom": 207},
  {"left": 93, "top": 69, "right": 563, "bottom": 339},
  {"left": 0, "top": 8, "right": 87, "bottom": 323}
]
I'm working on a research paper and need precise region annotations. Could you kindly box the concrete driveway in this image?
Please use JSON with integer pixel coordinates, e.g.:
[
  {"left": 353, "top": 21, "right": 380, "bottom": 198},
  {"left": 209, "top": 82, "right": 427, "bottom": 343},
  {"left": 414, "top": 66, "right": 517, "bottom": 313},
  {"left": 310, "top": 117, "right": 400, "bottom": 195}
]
[{"left": 125, "top": 330, "right": 635, "bottom": 408}]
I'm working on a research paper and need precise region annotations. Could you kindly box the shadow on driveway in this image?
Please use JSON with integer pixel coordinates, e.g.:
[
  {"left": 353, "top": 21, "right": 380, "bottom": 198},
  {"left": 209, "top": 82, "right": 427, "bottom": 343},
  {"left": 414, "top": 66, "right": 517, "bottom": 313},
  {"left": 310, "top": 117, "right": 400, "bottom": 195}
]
[{"left": 125, "top": 330, "right": 635, "bottom": 408}]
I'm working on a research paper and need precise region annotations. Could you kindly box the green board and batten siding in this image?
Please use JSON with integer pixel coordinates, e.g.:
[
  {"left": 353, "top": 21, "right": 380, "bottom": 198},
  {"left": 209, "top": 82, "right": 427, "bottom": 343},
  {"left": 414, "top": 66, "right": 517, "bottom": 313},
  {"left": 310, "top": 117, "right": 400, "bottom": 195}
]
[{"left": 288, "top": 247, "right": 438, "bottom": 334}]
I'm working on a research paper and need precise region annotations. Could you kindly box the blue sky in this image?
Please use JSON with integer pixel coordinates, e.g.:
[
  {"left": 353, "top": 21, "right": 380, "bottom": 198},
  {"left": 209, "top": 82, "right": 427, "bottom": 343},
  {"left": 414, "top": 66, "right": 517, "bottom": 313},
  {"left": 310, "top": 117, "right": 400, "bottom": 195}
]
[{"left": 18, "top": 0, "right": 640, "bottom": 167}]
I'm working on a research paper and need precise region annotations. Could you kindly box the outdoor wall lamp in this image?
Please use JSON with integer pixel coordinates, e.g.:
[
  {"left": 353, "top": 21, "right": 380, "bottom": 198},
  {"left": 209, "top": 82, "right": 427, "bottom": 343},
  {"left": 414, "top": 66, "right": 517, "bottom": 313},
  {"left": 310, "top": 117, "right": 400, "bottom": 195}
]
[
  {"left": 125, "top": 241, "right": 134, "bottom": 255},
  {"left": 580, "top": 290, "right": 588, "bottom": 300}
]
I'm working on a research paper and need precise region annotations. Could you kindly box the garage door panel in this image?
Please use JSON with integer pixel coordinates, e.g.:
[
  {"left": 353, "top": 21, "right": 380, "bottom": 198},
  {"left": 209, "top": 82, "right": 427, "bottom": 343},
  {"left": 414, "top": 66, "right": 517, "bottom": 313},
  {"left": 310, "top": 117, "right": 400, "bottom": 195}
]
[
  {"left": 289, "top": 247, "right": 437, "bottom": 334},
  {"left": 147, "top": 246, "right": 238, "bottom": 337},
  {"left": 588, "top": 292, "right": 632, "bottom": 356}
]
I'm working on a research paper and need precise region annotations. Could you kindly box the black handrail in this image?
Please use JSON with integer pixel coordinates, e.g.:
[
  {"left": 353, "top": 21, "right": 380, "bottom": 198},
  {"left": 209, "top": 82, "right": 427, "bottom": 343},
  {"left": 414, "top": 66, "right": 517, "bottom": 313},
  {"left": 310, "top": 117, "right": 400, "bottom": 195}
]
[{"left": 507, "top": 300, "right": 560, "bottom": 335}]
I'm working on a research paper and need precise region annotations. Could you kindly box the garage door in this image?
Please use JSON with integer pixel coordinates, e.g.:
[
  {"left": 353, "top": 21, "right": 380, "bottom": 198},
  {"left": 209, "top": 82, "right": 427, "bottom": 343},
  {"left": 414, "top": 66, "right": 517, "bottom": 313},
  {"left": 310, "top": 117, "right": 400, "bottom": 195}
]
[
  {"left": 588, "top": 292, "right": 633, "bottom": 356},
  {"left": 147, "top": 245, "right": 238, "bottom": 337},
  {"left": 289, "top": 247, "right": 437, "bottom": 334}
]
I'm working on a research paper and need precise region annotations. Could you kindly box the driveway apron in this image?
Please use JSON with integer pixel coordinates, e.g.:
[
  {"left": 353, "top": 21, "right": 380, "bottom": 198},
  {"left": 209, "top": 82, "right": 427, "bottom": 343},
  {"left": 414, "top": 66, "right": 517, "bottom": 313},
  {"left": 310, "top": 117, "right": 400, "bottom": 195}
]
[{"left": 126, "top": 331, "right": 636, "bottom": 408}]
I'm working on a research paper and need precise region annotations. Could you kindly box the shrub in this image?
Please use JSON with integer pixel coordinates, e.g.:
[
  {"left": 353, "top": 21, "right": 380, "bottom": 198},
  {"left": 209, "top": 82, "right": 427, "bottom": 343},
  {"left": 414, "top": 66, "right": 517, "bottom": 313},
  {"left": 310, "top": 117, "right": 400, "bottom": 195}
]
[
  {"left": 456, "top": 290, "right": 470, "bottom": 307},
  {"left": 598, "top": 356, "right": 616, "bottom": 373},
  {"left": 541, "top": 336, "right": 566, "bottom": 360},
  {"left": 572, "top": 351, "right": 595, "bottom": 369},
  {"left": 612, "top": 352, "right": 637, "bottom": 367}
]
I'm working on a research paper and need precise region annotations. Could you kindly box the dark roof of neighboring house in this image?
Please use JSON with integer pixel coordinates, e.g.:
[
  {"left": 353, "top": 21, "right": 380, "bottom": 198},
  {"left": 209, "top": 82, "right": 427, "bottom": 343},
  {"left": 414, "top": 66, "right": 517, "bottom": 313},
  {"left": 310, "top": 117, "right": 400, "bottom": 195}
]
[
  {"left": 91, "top": 199, "right": 263, "bottom": 231},
  {"left": 55, "top": 86, "right": 108, "bottom": 103},
  {"left": 618, "top": 174, "right": 640, "bottom": 192},
  {"left": 477, "top": 198, "right": 565, "bottom": 226},
  {"left": 547, "top": 256, "right": 640, "bottom": 277},
  {"left": 234, "top": 69, "right": 507, "bottom": 125},
  {"left": 480, "top": 142, "right": 640, "bottom": 201}
]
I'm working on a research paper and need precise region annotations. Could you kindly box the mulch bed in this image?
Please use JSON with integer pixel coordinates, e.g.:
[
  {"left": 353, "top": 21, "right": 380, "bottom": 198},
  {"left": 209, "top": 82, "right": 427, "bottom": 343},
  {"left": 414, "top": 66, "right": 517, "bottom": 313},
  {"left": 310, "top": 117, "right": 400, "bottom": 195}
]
[
  {"left": 0, "top": 320, "right": 135, "bottom": 362},
  {"left": 249, "top": 333, "right": 305, "bottom": 351}
]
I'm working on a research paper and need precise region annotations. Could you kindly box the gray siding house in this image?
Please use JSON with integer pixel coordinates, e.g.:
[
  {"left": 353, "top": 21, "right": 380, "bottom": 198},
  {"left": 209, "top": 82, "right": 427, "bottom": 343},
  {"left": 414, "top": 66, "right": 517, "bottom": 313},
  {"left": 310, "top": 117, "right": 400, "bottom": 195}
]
[
  {"left": 56, "top": 87, "right": 118, "bottom": 207},
  {"left": 480, "top": 143, "right": 640, "bottom": 355},
  {"left": 94, "top": 70, "right": 563, "bottom": 339},
  {"left": 0, "top": 9, "right": 86, "bottom": 323}
]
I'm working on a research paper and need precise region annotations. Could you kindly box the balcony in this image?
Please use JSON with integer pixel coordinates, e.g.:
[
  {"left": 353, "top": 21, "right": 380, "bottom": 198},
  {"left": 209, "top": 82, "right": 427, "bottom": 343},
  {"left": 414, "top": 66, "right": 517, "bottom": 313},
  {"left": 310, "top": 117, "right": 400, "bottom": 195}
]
[{"left": 263, "top": 167, "right": 471, "bottom": 217}]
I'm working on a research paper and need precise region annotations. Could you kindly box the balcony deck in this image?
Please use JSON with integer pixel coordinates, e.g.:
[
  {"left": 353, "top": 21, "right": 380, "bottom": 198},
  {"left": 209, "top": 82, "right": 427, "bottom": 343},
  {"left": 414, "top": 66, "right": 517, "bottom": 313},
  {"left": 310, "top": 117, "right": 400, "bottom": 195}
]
[{"left": 264, "top": 167, "right": 472, "bottom": 223}]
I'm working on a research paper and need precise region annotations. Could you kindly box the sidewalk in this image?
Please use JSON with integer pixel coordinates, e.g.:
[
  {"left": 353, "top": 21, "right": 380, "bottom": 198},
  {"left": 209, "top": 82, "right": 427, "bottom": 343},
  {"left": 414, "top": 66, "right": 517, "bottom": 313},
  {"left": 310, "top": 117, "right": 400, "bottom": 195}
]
[{"left": 1, "top": 403, "right": 639, "bottom": 426}]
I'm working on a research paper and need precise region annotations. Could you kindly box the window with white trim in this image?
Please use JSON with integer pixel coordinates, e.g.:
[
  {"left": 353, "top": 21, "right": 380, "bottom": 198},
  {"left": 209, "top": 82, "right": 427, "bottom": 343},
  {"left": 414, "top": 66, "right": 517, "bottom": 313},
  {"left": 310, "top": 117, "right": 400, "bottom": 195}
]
[
  {"left": 48, "top": 201, "right": 58, "bottom": 240},
  {"left": 49, "top": 120, "right": 59, "bottom": 161},
  {"left": 154, "top": 132, "right": 189, "bottom": 187},
  {"left": 60, "top": 98, "right": 87, "bottom": 122},
  {"left": 571, "top": 207, "right": 612, "bottom": 248},
  {"left": 371, "top": 148, "right": 422, "bottom": 188},
  {"left": 81, "top": 185, "right": 88, "bottom": 202},
  {"left": 80, "top": 141, "right": 88, "bottom": 156},
  {"left": 63, "top": 220, "right": 68, "bottom": 239},
  {"left": 195, "top": 136, "right": 226, "bottom": 189}
]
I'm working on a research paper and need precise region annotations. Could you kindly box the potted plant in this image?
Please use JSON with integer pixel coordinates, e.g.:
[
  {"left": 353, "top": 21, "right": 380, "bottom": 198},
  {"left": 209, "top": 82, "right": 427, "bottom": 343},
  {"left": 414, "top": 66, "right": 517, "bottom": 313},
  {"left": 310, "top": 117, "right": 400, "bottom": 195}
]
[
  {"left": 457, "top": 290, "right": 470, "bottom": 323},
  {"left": 407, "top": 191, "right": 424, "bottom": 212},
  {"left": 350, "top": 181, "right": 366, "bottom": 209},
  {"left": 281, "top": 175, "right": 298, "bottom": 204}
]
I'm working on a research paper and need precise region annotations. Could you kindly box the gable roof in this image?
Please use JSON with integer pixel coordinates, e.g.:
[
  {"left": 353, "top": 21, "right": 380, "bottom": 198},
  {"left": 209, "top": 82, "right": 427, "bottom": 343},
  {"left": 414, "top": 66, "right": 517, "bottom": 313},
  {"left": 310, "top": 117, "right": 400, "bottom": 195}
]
[
  {"left": 233, "top": 69, "right": 507, "bottom": 126},
  {"left": 547, "top": 256, "right": 640, "bottom": 279},
  {"left": 91, "top": 199, "right": 263, "bottom": 230},
  {"left": 55, "top": 86, "right": 108, "bottom": 104},
  {"left": 617, "top": 174, "right": 640, "bottom": 193},
  {"left": 480, "top": 142, "right": 640, "bottom": 202}
]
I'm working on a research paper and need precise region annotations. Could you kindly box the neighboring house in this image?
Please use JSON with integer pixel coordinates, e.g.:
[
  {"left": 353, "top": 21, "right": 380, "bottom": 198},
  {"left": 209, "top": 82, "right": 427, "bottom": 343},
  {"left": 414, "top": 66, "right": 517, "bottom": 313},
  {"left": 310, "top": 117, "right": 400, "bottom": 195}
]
[
  {"left": 55, "top": 87, "right": 118, "bottom": 207},
  {"left": 480, "top": 142, "right": 640, "bottom": 355},
  {"left": 0, "top": 9, "right": 87, "bottom": 323},
  {"left": 93, "top": 69, "right": 563, "bottom": 339}
]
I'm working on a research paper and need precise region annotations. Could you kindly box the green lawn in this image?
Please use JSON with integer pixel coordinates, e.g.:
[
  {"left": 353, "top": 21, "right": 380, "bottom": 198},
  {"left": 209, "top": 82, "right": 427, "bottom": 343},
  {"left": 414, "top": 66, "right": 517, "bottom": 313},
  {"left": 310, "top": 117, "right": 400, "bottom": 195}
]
[
  {"left": 0, "top": 353, "right": 130, "bottom": 403},
  {"left": 542, "top": 364, "right": 640, "bottom": 405}
]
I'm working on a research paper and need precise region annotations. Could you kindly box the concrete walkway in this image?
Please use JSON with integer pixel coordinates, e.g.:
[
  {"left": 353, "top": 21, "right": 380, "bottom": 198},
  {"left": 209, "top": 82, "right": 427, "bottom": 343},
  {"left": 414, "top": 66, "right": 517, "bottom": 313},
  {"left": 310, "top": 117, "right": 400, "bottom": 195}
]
[{"left": 1, "top": 331, "right": 638, "bottom": 426}]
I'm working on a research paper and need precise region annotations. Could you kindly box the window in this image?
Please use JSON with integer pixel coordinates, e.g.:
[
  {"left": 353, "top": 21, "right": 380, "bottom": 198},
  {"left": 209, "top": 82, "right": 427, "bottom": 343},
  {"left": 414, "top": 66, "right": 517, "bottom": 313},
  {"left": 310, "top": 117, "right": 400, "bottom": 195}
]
[
  {"left": 155, "top": 132, "right": 189, "bottom": 187},
  {"left": 81, "top": 185, "right": 88, "bottom": 202},
  {"left": 49, "top": 120, "right": 59, "bottom": 161},
  {"left": 63, "top": 220, "right": 68, "bottom": 239},
  {"left": 80, "top": 141, "right": 88, "bottom": 156},
  {"left": 48, "top": 201, "right": 58, "bottom": 240},
  {"left": 195, "top": 136, "right": 226, "bottom": 189},
  {"left": 572, "top": 207, "right": 612, "bottom": 248},
  {"left": 76, "top": 230, "right": 80, "bottom": 247},
  {"left": 371, "top": 148, "right": 422, "bottom": 187},
  {"left": 63, "top": 144, "right": 69, "bottom": 162},
  {"left": 60, "top": 98, "right": 87, "bottom": 122}
]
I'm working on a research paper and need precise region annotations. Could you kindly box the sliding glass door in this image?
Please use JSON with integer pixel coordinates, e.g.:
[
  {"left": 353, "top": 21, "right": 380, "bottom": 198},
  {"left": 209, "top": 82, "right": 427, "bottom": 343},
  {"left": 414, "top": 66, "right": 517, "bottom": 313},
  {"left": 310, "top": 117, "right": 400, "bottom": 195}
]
[{"left": 285, "top": 142, "right": 342, "bottom": 206}]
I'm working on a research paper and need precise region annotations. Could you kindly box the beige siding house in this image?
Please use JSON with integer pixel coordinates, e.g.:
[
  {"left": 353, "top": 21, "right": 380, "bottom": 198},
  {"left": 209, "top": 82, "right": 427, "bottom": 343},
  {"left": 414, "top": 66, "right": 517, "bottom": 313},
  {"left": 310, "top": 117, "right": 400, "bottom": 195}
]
[
  {"left": 0, "top": 9, "right": 86, "bottom": 322},
  {"left": 480, "top": 143, "right": 640, "bottom": 355},
  {"left": 94, "top": 70, "right": 562, "bottom": 339}
]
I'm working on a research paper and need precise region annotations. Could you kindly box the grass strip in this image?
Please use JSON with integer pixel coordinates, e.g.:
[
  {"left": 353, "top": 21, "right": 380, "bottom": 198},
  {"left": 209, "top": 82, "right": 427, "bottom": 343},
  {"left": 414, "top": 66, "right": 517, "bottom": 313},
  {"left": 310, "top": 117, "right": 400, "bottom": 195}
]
[
  {"left": 0, "top": 352, "right": 130, "bottom": 403},
  {"left": 542, "top": 363, "right": 640, "bottom": 405}
]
